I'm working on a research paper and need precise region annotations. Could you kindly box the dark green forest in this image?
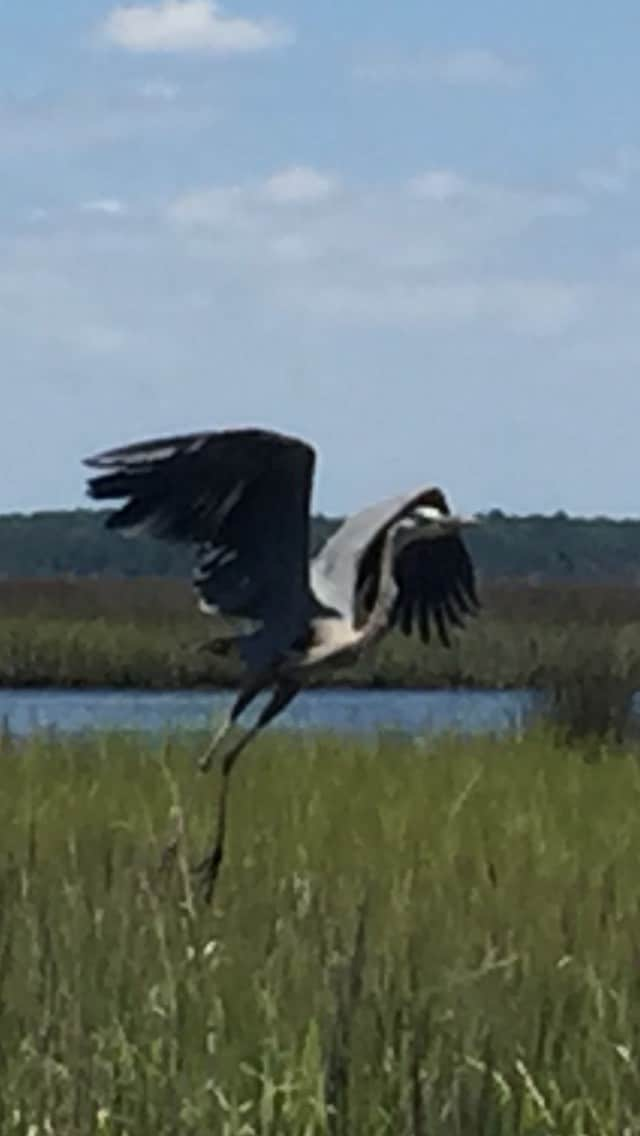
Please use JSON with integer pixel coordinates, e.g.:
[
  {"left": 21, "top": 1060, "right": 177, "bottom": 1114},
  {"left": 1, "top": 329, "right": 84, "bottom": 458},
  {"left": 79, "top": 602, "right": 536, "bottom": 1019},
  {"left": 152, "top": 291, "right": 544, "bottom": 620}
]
[{"left": 1, "top": 507, "right": 640, "bottom": 581}]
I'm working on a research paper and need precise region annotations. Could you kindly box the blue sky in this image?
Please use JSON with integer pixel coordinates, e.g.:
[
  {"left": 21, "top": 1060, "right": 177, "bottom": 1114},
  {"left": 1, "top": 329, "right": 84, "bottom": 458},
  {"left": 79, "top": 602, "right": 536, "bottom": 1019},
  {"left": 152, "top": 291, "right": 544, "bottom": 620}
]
[{"left": 2, "top": 0, "right": 640, "bottom": 517}]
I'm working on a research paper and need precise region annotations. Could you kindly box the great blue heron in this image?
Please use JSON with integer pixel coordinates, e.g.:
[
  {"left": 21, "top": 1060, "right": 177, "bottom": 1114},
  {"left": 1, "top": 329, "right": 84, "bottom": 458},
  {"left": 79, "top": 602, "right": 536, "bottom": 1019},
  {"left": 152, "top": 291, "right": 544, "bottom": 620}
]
[{"left": 85, "top": 427, "right": 480, "bottom": 901}]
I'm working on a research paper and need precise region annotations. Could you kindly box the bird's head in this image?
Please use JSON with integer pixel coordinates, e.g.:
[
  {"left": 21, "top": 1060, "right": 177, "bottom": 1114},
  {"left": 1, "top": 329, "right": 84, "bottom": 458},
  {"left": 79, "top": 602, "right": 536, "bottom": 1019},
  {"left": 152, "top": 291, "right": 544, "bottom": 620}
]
[{"left": 398, "top": 504, "right": 479, "bottom": 542}]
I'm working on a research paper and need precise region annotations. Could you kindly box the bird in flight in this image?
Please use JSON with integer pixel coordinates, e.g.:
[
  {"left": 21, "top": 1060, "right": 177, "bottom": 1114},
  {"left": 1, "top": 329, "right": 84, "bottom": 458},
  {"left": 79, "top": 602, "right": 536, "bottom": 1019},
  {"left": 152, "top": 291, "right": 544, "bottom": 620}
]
[{"left": 85, "top": 427, "right": 480, "bottom": 901}]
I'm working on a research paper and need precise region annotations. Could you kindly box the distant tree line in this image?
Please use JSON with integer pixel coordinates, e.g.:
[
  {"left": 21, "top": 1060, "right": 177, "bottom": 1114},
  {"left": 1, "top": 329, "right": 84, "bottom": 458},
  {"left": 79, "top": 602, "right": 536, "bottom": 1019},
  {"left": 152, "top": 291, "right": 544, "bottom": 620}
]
[{"left": 1, "top": 507, "right": 640, "bottom": 582}]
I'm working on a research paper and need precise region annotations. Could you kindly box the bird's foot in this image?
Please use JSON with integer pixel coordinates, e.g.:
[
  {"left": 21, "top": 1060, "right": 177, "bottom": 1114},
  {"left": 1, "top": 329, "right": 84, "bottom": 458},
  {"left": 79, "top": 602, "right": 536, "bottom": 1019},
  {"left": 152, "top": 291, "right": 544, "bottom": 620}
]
[
  {"left": 198, "top": 725, "right": 234, "bottom": 773},
  {"left": 198, "top": 749, "right": 216, "bottom": 773},
  {"left": 192, "top": 846, "right": 223, "bottom": 905}
]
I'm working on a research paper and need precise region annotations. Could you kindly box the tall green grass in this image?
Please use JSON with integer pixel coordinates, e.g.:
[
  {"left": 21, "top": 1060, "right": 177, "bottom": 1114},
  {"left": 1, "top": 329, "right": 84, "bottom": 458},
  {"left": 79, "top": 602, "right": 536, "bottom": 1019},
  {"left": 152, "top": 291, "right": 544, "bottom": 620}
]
[
  {"left": 1, "top": 728, "right": 640, "bottom": 1133},
  {"left": 4, "top": 578, "right": 640, "bottom": 690}
]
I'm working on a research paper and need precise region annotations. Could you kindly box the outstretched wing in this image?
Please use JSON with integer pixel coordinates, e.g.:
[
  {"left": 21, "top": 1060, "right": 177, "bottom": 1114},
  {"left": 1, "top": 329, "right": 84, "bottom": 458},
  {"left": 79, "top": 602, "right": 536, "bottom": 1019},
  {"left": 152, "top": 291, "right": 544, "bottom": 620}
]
[
  {"left": 390, "top": 532, "right": 479, "bottom": 648},
  {"left": 311, "top": 487, "right": 479, "bottom": 646},
  {"left": 85, "top": 428, "right": 316, "bottom": 668}
]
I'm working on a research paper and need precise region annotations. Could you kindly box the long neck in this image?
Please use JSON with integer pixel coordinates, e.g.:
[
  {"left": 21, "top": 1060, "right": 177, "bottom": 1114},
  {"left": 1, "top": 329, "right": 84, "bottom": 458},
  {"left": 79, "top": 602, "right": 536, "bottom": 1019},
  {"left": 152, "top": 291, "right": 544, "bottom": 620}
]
[{"left": 357, "top": 525, "right": 399, "bottom": 646}]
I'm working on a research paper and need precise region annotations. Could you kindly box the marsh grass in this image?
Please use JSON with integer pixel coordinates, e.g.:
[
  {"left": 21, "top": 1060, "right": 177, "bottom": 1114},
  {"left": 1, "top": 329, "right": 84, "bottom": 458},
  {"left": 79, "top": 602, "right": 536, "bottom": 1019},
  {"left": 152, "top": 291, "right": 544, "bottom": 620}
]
[
  {"left": 1, "top": 728, "right": 640, "bottom": 1132},
  {"left": 4, "top": 578, "right": 640, "bottom": 691},
  {"left": 542, "top": 637, "right": 640, "bottom": 745}
]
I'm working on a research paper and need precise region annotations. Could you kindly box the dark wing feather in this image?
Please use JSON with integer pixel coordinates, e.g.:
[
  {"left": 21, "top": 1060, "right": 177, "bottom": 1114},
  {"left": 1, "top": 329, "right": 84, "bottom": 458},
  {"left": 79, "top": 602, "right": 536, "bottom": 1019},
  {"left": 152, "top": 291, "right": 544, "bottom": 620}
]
[
  {"left": 313, "top": 487, "right": 452, "bottom": 624},
  {"left": 391, "top": 535, "right": 480, "bottom": 647},
  {"left": 85, "top": 428, "right": 316, "bottom": 668}
]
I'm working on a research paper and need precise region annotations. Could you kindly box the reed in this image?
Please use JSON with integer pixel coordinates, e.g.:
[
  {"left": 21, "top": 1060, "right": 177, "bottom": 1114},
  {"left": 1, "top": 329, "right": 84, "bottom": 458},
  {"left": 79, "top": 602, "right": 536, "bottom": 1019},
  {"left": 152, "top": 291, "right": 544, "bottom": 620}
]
[
  {"left": 0, "top": 728, "right": 639, "bottom": 1133},
  {"left": 540, "top": 635, "right": 640, "bottom": 744},
  {"left": 2, "top": 578, "right": 640, "bottom": 691}
]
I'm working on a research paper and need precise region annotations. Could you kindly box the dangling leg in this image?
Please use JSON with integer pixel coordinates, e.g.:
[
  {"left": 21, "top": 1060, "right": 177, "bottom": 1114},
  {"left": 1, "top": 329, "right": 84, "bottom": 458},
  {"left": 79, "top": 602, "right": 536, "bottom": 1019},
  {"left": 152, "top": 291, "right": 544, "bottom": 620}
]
[
  {"left": 195, "top": 679, "right": 299, "bottom": 904},
  {"left": 159, "top": 678, "right": 267, "bottom": 873},
  {"left": 198, "top": 677, "right": 267, "bottom": 773}
]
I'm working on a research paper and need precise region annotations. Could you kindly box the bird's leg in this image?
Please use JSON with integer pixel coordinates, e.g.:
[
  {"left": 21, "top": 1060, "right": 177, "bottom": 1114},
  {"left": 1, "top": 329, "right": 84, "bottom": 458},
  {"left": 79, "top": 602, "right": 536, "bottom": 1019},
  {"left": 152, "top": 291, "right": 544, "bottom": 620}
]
[
  {"left": 160, "top": 679, "right": 269, "bottom": 875},
  {"left": 198, "top": 679, "right": 265, "bottom": 773},
  {"left": 195, "top": 680, "right": 299, "bottom": 904},
  {"left": 197, "top": 713, "right": 235, "bottom": 774}
]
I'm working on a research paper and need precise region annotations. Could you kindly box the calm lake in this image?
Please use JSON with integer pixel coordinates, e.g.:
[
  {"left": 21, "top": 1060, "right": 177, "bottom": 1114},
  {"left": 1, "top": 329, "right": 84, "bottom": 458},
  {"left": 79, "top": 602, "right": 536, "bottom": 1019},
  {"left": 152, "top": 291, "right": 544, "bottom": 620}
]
[{"left": 0, "top": 688, "right": 536, "bottom": 738}]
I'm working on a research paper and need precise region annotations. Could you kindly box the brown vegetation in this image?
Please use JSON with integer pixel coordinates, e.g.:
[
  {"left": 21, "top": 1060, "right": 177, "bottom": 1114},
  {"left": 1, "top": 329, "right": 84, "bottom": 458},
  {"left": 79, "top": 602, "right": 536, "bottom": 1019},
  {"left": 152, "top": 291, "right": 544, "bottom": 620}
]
[{"left": 2, "top": 579, "right": 640, "bottom": 698}]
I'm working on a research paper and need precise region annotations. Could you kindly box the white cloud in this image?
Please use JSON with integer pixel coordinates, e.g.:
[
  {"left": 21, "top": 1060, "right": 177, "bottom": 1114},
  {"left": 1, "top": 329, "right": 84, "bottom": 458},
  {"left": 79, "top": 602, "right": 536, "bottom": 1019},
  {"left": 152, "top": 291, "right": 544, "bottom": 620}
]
[
  {"left": 579, "top": 146, "right": 640, "bottom": 195},
  {"left": 0, "top": 91, "right": 217, "bottom": 153},
  {"left": 407, "top": 169, "right": 467, "bottom": 202},
  {"left": 267, "top": 233, "right": 313, "bottom": 263},
  {"left": 263, "top": 166, "right": 338, "bottom": 204},
  {"left": 81, "top": 198, "right": 127, "bottom": 216},
  {"left": 408, "top": 170, "right": 584, "bottom": 223},
  {"left": 5, "top": 164, "right": 640, "bottom": 518},
  {"left": 168, "top": 167, "right": 584, "bottom": 248},
  {"left": 136, "top": 79, "right": 180, "bottom": 102},
  {"left": 168, "top": 185, "right": 245, "bottom": 227},
  {"left": 430, "top": 48, "right": 531, "bottom": 87},
  {"left": 166, "top": 167, "right": 589, "bottom": 336},
  {"left": 0, "top": 238, "right": 131, "bottom": 359},
  {"left": 301, "top": 279, "right": 585, "bottom": 336},
  {"left": 168, "top": 167, "right": 338, "bottom": 228},
  {"left": 354, "top": 48, "right": 531, "bottom": 88},
  {"left": 579, "top": 169, "right": 626, "bottom": 195},
  {"left": 101, "top": 0, "right": 293, "bottom": 55}
]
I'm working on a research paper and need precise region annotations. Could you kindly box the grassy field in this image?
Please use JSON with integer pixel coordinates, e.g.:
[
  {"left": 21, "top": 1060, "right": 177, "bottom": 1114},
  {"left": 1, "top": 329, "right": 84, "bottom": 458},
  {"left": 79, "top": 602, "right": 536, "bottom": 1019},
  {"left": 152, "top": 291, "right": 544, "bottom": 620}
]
[
  {"left": 3, "top": 577, "right": 640, "bottom": 690},
  {"left": 2, "top": 727, "right": 640, "bottom": 1133}
]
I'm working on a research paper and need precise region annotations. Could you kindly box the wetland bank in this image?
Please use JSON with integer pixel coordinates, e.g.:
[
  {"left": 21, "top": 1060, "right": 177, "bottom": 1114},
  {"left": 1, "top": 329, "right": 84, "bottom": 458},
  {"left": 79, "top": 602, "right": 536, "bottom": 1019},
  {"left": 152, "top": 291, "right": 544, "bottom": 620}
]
[
  {"left": 3, "top": 576, "right": 640, "bottom": 1133},
  {"left": 3, "top": 576, "right": 640, "bottom": 693}
]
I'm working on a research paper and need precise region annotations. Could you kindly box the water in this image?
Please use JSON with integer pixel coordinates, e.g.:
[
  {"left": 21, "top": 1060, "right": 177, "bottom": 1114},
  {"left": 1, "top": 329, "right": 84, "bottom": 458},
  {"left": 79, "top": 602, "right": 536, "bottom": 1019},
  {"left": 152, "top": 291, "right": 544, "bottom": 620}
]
[{"left": 0, "top": 687, "right": 535, "bottom": 739}]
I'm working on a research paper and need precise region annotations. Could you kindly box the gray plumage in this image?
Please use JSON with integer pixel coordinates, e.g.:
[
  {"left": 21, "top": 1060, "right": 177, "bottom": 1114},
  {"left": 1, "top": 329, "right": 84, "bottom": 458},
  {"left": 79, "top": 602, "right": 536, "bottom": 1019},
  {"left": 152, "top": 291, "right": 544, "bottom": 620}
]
[{"left": 85, "top": 426, "right": 479, "bottom": 901}]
